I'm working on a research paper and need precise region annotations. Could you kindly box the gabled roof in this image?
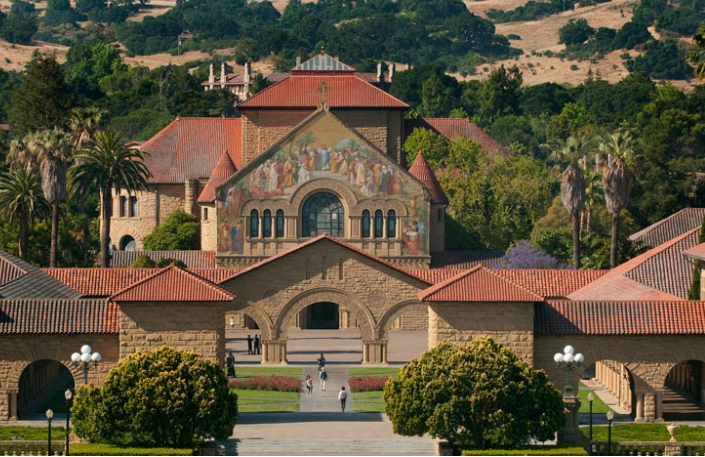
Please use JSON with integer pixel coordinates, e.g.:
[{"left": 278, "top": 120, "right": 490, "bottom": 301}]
[
  {"left": 496, "top": 269, "right": 608, "bottom": 298},
  {"left": 109, "top": 265, "right": 236, "bottom": 302},
  {"left": 408, "top": 151, "right": 448, "bottom": 204},
  {"left": 536, "top": 300, "right": 705, "bottom": 335},
  {"left": 418, "top": 265, "right": 543, "bottom": 302},
  {"left": 683, "top": 242, "right": 705, "bottom": 262},
  {"left": 139, "top": 117, "right": 242, "bottom": 183},
  {"left": 237, "top": 75, "right": 408, "bottom": 109},
  {"left": 226, "top": 234, "right": 431, "bottom": 285},
  {"left": 0, "top": 298, "right": 118, "bottom": 334},
  {"left": 198, "top": 150, "right": 238, "bottom": 203},
  {"left": 0, "top": 251, "right": 81, "bottom": 299},
  {"left": 430, "top": 251, "right": 505, "bottom": 269},
  {"left": 403, "top": 118, "right": 509, "bottom": 155},
  {"left": 110, "top": 251, "right": 216, "bottom": 269},
  {"left": 293, "top": 50, "right": 355, "bottom": 73},
  {"left": 43, "top": 268, "right": 240, "bottom": 297},
  {"left": 629, "top": 208, "right": 705, "bottom": 249}
]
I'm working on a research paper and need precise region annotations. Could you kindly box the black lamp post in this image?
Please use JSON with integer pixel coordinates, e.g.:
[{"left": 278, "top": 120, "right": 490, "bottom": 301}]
[
  {"left": 606, "top": 410, "right": 615, "bottom": 455},
  {"left": 587, "top": 392, "right": 594, "bottom": 454},
  {"left": 64, "top": 389, "right": 72, "bottom": 456},
  {"left": 46, "top": 409, "right": 53, "bottom": 456}
]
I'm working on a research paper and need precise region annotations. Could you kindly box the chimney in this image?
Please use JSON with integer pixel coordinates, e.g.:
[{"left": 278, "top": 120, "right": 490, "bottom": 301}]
[
  {"left": 376, "top": 62, "right": 382, "bottom": 82},
  {"left": 220, "top": 62, "right": 226, "bottom": 86},
  {"left": 244, "top": 62, "right": 251, "bottom": 84},
  {"left": 389, "top": 63, "right": 395, "bottom": 83},
  {"left": 208, "top": 63, "right": 214, "bottom": 86},
  {"left": 296, "top": 56, "right": 301, "bottom": 66}
]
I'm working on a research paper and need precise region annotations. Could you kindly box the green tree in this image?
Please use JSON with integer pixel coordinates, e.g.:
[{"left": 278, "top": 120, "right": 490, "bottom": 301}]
[
  {"left": 419, "top": 73, "right": 455, "bottom": 117},
  {"left": 130, "top": 254, "right": 156, "bottom": 268},
  {"left": 10, "top": 54, "right": 73, "bottom": 136},
  {"left": 71, "top": 130, "right": 151, "bottom": 268},
  {"left": 384, "top": 339, "right": 564, "bottom": 450},
  {"left": 72, "top": 346, "right": 238, "bottom": 447},
  {"left": 0, "top": 168, "right": 50, "bottom": 258},
  {"left": 142, "top": 210, "right": 200, "bottom": 251},
  {"left": 0, "top": 8, "right": 37, "bottom": 44},
  {"left": 248, "top": 72, "right": 270, "bottom": 97},
  {"left": 689, "top": 214, "right": 705, "bottom": 299},
  {"left": 403, "top": 127, "right": 450, "bottom": 167},
  {"left": 688, "top": 26, "right": 705, "bottom": 81},
  {"left": 479, "top": 65, "right": 523, "bottom": 120},
  {"left": 558, "top": 18, "right": 595, "bottom": 45}
]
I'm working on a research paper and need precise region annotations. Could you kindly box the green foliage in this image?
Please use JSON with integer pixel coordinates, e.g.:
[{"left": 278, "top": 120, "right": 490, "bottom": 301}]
[
  {"left": 0, "top": 6, "right": 38, "bottom": 45},
  {"left": 143, "top": 210, "right": 200, "bottom": 251},
  {"left": 130, "top": 254, "right": 156, "bottom": 268},
  {"left": 384, "top": 339, "right": 564, "bottom": 450},
  {"left": 486, "top": 0, "right": 573, "bottom": 23},
  {"left": 478, "top": 65, "right": 523, "bottom": 120},
  {"left": 625, "top": 40, "right": 692, "bottom": 80},
  {"left": 403, "top": 128, "right": 450, "bottom": 168},
  {"left": 71, "top": 444, "right": 194, "bottom": 456},
  {"left": 559, "top": 19, "right": 595, "bottom": 45},
  {"left": 461, "top": 447, "right": 587, "bottom": 456},
  {"left": 71, "top": 346, "right": 238, "bottom": 447}
]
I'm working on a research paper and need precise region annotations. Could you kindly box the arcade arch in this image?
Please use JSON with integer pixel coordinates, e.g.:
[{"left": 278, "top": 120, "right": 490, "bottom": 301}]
[
  {"left": 662, "top": 360, "right": 705, "bottom": 421},
  {"left": 17, "top": 360, "right": 75, "bottom": 418}
]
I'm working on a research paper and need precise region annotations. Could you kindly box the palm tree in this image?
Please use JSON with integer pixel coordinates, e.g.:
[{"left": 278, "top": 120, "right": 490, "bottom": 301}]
[
  {"left": 581, "top": 167, "right": 604, "bottom": 233},
  {"left": 687, "top": 28, "right": 705, "bottom": 81},
  {"left": 71, "top": 131, "right": 151, "bottom": 268},
  {"left": 600, "top": 130, "right": 636, "bottom": 269},
  {"left": 27, "top": 128, "right": 73, "bottom": 267},
  {"left": 552, "top": 135, "right": 589, "bottom": 269},
  {"left": 0, "top": 168, "right": 50, "bottom": 258}
]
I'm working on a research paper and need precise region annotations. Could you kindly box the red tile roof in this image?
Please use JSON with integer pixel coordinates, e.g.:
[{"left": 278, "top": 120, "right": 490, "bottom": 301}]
[
  {"left": 109, "top": 265, "right": 236, "bottom": 302},
  {"left": 408, "top": 151, "right": 448, "bottom": 204},
  {"left": 537, "top": 300, "right": 705, "bottom": 335},
  {"left": 0, "top": 255, "right": 27, "bottom": 287},
  {"left": 110, "top": 251, "right": 216, "bottom": 269},
  {"left": 237, "top": 75, "right": 409, "bottom": 109},
  {"left": 0, "top": 298, "right": 118, "bottom": 334},
  {"left": 406, "top": 269, "right": 461, "bottom": 284},
  {"left": 431, "top": 251, "right": 505, "bottom": 269},
  {"left": 139, "top": 117, "right": 242, "bottom": 183},
  {"left": 42, "top": 268, "right": 239, "bottom": 297},
  {"left": 418, "top": 266, "right": 543, "bottom": 302},
  {"left": 683, "top": 242, "right": 705, "bottom": 261},
  {"left": 629, "top": 208, "right": 705, "bottom": 249},
  {"left": 198, "top": 150, "right": 238, "bottom": 203},
  {"left": 496, "top": 269, "right": 608, "bottom": 298},
  {"left": 403, "top": 118, "right": 509, "bottom": 155}
]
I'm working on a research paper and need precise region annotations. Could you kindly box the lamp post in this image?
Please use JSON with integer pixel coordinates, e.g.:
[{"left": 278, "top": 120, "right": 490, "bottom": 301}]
[
  {"left": 46, "top": 409, "right": 53, "bottom": 456},
  {"left": 64, "top": 389, "right": 72, "bottom": 456},
  {"left": 587, "top": 392, "right": 594, "bottom": 454},
  {"left": 554, "top": 345, "right": 585, "bottom": 397},
  {"left": 607, "top": 410, "right": 615, "bottom": 455},
  {"left": 71, "top": 345, "right": 101, "bottom": 384}
]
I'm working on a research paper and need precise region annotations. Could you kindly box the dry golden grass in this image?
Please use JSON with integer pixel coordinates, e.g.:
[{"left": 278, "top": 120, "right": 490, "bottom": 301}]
[{"left": 0, "top": 39, "right": 68, "bottom": 71}]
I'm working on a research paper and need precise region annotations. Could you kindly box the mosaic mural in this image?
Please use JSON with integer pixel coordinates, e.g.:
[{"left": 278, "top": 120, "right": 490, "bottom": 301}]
[{"left": 216, "top": 111, "right": 429, "bottom": 255}]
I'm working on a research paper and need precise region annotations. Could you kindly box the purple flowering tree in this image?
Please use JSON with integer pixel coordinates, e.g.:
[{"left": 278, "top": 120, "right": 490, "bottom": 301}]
[{"left": 498, "top": 240, "right": 567, "bottom": 269}]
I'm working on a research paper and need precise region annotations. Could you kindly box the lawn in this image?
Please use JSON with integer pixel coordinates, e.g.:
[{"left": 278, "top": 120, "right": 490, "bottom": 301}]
[
  {"left": 587, "top": 423, "right": 705, "bottom": 442},
  {"left": 71, "top": 444, "right": 194, "bottom": 456},
  {"left": 0, "top": 425, "right": 66, "bottom": 441},
  {"left": 352, "top": 391, "right": 385, "bottom": 413},
  {"left": 578, "top": 386, "right": 613, "bottom": 414},
  {"left": 234, "top": 389, "right": 300, "bottom": 413},
  {"left": 234, "top": 367, "right": 302, "bottom": 379},
  {"left": 348, "top": 367, "right": 400, "bottom": 377}
]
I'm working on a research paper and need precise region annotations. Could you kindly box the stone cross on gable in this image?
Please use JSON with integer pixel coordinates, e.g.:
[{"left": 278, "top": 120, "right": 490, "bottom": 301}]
[{"left": 317, "top": 82, "right": 330, "bottom": 109}]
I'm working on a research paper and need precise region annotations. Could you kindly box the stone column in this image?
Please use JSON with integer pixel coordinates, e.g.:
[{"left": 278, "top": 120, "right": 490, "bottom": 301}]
[
  {"left": 644, "top": 392, "right": 657, "bottom": 422},
  {"left": 262, "top": 340, "right": 287, "bottom": 364},
  {"left": 362, "top": 340, "right": 388, "bottom": 365},
  {"left": 9, "top": 390, "right": 17, "bottom": 421},
  {"left": 635, "top": 393, "right": 645, "bottom": 421}
]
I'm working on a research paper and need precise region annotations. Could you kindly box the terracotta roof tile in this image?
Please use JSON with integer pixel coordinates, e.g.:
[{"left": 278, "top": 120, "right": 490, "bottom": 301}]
[
  {"left": 403, "top": 118, "right": 509, "bottom": 155},
  {"left": 683, "top": 242, "right": 705, "bottom": 261},
  {"left": 237, "top": 75, "right": 408, "bottom": 109},
  {"left": 110, "top": 251, "right": 216, "bottom": 269},
  {"left": 198, "top": 150, "right": 238, "bottom": 203},
  {"left": 629, "top": 208, "right": 705, "bottom": 248},
  {"left": 43, "top": 267, "right": 239, "bottom": 297},
  {"left": 406, "top": 269, "right": 462, "bottom": 284},
  {"left": 0, "top": 298, "right": 118, "bottom": 334},
  {"left": 0, "top": 255, "right": 27, "bottom": 287},
  {"left": 496, "top": 269, "right": 608, "bottom": 298},
  {"left": 139, "top": 117, "right": 242, "bottom": 183},
  {"left": 408, "top": 151, "right": 448, "bottom": 204},
  {"left": 537, "top": 300, "right": 705, "bottom": 335},
  {"left": 109, "top": 265, "right": 236, "bottom": 302},
  {"left": 418, "top": 266, "right": 543, "bottom": 302},
  {"left": 430, "top": 251, "right": 505, "bottom": 269}
]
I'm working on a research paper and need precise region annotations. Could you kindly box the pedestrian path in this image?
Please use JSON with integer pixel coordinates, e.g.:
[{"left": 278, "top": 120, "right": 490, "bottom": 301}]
[
  {"left": 299, "top": 366, "right": 353, "bottom": 413},
  {"left": 227, "top": 439, "right": 436, "bottom": 456}
]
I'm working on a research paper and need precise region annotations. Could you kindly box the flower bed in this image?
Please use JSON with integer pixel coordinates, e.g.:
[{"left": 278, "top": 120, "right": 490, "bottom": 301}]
[
  {"left": 230, "top": 375, "right": 301, "bottom": 392},
  {"left": 348, "top": 376, "right": 389, "bottom": 392}
]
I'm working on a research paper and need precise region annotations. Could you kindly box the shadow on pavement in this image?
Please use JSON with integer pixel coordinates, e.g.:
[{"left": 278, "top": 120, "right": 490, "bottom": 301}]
[{"left": 237, "top": 412, "right": 386, "bottom": 424}]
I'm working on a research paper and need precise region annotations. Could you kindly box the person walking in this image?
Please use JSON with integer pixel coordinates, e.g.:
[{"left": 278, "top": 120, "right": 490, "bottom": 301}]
[
  {"left": 229, "top": 316, "right": 235, "bottom": 331},
  {"left": 305, "top": 375, "right": 313, "bottom": 398},
  {"left": 317, "top": 353, "right": 326, "bottom": 369},
  {"left": 319, "top": 367, "right": 328, "bottom": 391},
  {"left": 254, "top": 334, "right": 261, "bottom": 355},
  {"left": 226, "top": 352, "right": 236, "bottom": 378},
  {"left": 338, "top": 386, "right": 347, "bottom": 412},
  {"left": 246, "top": 334, "right": 253, "bottom": 355}
]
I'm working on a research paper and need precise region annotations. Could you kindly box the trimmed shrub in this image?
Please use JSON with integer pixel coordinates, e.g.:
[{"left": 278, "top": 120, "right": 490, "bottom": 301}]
[
  {"left": 462, "top": 447, "right": 588, "bottom": 455},
  {"left": 230, "top": 375, "right": 301, "bottom": 392},
  {"left": 348, "top": 376, "right": 389, "bottom": 392},
  {"left": 71, "top": 444, "right": 194, "bottom": 455}
]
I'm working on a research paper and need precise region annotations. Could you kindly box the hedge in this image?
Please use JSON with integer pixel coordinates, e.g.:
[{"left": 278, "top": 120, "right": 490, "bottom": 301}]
[
  {"left": 461, "top": 447, "right": 588, "bottom": 455},
  {"left": 70, "top": 444, "right": 195, "bottom": 455}
]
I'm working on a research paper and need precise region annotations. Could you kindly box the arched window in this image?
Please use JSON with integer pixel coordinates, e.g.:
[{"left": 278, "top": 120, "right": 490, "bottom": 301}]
[
  {"left": 361, "top": 210, "right": 371, "bottom": 238},
  {"left": 276, "top": 210, "right": 285, "bottom": 238},
  {"left": 302, "top": 192, "right": 344, "bottom": 237},
  {"left": 120, "top": 235, "right": 136, "bottom": 251},
  {"left": 387, "top": 210, "right": 396, "bottom": 238},
  {"left": 250, "top": 209, "right": 259, "bottom": 237},
  {"left": 374, "top": 210, "right": 383, "bottom": 238},
  {"left": 263, "top": 209, "right": 272, "bottom": 238}
]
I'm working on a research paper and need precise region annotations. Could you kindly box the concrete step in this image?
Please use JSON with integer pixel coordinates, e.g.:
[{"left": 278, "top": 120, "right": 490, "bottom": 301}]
[{"left": 227, "top": 439, "right": 437, "bottom": 456}]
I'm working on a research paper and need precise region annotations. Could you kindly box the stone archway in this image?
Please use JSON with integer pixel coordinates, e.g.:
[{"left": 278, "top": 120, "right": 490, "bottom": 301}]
[
  {"left": 11, "top": 359, "right": 78, "bottom": 420},
  {"left": 267, "top": 288, "right": 384, "bottom": 364}
]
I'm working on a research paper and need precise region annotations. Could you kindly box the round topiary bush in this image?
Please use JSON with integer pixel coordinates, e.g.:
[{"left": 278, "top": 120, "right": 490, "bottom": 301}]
[
  {"left": 384, "top": 338, "right": 564, "bottom": 451},
  {"left": 72, "top": 346, "right": 238, "bottom": 448}
]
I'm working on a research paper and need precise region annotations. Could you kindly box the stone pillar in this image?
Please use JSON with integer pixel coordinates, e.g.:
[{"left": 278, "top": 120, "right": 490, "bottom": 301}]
[
  {"left": 656, "top": 390, "right": 664, "bottom": 421},
  {"left": 362, "top": 340, "right": 387, "bottom": 365},
  {"left": 262, "top": 340, "right": 287, "bottom": 364},
  {"left": 644, "top": 392, "right": 657, "bottom": 422},
  {"left": 557, "top": 396, "right": 582, "bottom": 445},
  {"left": 9, "top": 390, "right": 17, "bottom": 421},
  {"left": 635, "top": 393, "right": 645, "bottom": 421},
  {"left": 184, "top": 179, "right": 198, "bottom": 215}
]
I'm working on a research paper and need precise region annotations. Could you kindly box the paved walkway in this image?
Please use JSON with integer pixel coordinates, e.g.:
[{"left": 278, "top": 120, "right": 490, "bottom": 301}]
[{"left": 300, "top": 366, "right": 353, "bottom": 413}]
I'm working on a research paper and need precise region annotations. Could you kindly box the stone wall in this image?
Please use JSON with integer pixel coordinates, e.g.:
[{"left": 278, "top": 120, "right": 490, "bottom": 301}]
[
  {"left": 429, "top": 204, "right": 446, "bottom": 253},
  {"left": 428, "top": 302, "right": 535, "bottom": 364},
  {"left": 201, "top": 204, "right": 218, "bottom": 252},
  {"left": 118, "top": 302, "right": 225, "bottom": 365},
  {"left": 0, "top": 334, "right": 119, "bottom": 421},
  {"left": 389, "top": 304, "right": 428, "bottom": 331}
]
